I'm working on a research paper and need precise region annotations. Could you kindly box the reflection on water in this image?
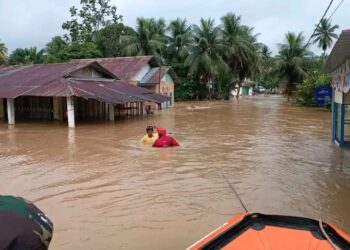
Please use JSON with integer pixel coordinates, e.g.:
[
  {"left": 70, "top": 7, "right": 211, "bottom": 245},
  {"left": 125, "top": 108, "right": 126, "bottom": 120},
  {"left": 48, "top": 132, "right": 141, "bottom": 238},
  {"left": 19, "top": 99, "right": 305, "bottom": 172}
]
[{"left": 0, "top": 96, "right": 349, "bottom": 250}]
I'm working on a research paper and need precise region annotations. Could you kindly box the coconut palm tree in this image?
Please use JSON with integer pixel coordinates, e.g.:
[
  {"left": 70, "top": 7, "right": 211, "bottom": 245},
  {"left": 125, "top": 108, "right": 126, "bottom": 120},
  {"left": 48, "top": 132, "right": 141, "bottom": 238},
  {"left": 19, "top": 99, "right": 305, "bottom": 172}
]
[
  {"left": 221, "top": 13, "right": 259, "bottom": 99},
  {"left": 312, "top": 18, "right": 339, "bottom": 56},
  {"left": 9, "top": 47, "right": 44, "bottom": 65},
  {"left": 121, "top": 18, "right": 167, "bottom": 58},
  {"left": 0, "top": 40, "right": 8, "bottom": 63},
  {"left": 259, "top": 44, "right": 272, "bottom": 59},
  {"left": 276, "top": 32, "right": 312, "bottom": 91},
  {"left": 167, "top": 18, "right": 192, "bottom": 61},
  {"left": 185, "top": 18, "right": 224, "bottom": 99}
]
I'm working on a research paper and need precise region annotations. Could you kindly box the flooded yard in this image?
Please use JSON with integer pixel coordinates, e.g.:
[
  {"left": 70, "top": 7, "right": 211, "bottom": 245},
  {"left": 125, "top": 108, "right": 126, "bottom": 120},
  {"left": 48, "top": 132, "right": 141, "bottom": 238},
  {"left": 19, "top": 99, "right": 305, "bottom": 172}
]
[{"left": 0, "top": 95, "right": 349, "bottom": 250}]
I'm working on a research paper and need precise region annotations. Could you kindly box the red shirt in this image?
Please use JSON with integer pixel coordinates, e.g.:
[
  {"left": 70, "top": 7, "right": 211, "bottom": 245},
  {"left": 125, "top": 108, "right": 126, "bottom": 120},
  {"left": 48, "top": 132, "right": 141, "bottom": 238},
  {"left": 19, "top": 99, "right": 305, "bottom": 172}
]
[{"left": 153, "top": 136, "right": 180, "bottom": 147}]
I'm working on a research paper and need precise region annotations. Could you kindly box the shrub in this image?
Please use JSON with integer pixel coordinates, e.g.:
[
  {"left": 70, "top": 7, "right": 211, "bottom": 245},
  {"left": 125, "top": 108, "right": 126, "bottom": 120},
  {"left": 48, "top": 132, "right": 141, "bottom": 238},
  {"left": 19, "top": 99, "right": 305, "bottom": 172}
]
[{"left": 297, "top": 74, "right": 331, "bottom": 106}]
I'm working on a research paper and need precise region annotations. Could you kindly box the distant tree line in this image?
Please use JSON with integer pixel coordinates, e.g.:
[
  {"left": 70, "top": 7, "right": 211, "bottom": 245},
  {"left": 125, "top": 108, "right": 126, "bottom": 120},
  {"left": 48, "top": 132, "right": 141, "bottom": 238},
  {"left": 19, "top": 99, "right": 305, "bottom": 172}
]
[{"left": 0, "top": 0, "right": 340, "bottom": 101}]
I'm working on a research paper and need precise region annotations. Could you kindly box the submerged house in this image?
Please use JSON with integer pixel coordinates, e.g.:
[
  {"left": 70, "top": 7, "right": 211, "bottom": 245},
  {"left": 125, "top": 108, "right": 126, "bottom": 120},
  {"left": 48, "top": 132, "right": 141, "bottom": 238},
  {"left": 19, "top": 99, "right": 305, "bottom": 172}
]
[
  {"left": 0, "top": 60, "right": 170, "bottom": 128},
  {"left": 324, "top": 29, "right": 350, "bottom": 147},
  {"left": 80, "top": 56, "right": 180, "bottom": 108}
]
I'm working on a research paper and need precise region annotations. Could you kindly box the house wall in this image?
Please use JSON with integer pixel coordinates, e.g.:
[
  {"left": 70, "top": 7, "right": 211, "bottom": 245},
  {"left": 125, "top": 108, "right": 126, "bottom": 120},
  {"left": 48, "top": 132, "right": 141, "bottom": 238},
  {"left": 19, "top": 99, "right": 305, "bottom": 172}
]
[
  {"left": 331, "top": 59, "right": 350, "bottom": 147},
  {"left": 69, "top": 66, "right": 105, "bottom": 78},
  {"left": 160, "top": 73, "right": 175, "bottom": 108},
  {"left": 132, "top": 64, "right": 152, "bottom": 82},
  {"left": 334, "top": 90, "right": 343, "bottom": 104}
]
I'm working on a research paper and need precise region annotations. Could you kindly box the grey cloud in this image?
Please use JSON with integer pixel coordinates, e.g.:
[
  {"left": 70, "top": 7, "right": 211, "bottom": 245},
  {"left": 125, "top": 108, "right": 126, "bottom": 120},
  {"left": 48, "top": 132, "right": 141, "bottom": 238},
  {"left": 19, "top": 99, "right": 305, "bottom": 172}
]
[{"left": 0, "top": 0, "right": 348, "bottom": 54}]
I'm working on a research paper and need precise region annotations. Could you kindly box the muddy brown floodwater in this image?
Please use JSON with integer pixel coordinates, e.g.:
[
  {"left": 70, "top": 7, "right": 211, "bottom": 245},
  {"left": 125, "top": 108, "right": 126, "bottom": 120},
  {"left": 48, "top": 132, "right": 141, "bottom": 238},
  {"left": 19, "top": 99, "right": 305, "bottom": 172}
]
[{"left": 0, "top": 96, "right": 350, "bottom": 249}]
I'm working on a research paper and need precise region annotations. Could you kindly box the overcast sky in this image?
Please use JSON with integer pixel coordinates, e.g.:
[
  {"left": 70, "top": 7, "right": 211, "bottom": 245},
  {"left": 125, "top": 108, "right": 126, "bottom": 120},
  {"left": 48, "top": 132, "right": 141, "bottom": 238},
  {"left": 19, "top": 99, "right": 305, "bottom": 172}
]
[{"left": 0, "top": 0, "right": 348, "bottom": 55}]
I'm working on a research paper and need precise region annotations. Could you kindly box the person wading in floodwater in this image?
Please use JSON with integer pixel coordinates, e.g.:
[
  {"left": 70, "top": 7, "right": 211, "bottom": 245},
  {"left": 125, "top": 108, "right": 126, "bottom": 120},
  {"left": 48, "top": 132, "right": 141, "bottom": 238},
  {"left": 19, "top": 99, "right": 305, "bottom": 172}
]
[
  {"left": 0, "top": 195, "right": 53, "bottom": 250},
  {"left": 153, "top": 127, "right": 180, "bottom": 147},
  {"left": 140, "top": 126, "right": 159, "bottom": 144}
]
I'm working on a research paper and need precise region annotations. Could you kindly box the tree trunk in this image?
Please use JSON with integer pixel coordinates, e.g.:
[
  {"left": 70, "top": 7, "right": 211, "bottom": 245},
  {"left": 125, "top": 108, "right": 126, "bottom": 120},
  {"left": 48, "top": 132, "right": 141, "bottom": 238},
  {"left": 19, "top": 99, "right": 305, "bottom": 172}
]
[
  {"left": 236, "top": 82, "right": 241, "bottom": 100},
  {"left": 208, "top": 80, "right": 211, "bottom": 100}
]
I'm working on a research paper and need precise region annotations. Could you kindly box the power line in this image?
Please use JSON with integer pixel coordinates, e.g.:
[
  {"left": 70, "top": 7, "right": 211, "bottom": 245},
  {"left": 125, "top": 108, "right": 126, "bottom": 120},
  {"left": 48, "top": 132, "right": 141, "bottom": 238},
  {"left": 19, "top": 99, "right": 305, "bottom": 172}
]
[
  {"left": 305, "top": 0, "right": 335, "bottom": 47},
  {"left": 329, "top": 0, "right": 345, "bottom": 20},
  {"left": 221, "top": 173, "right": 248, "bottom": 213}
]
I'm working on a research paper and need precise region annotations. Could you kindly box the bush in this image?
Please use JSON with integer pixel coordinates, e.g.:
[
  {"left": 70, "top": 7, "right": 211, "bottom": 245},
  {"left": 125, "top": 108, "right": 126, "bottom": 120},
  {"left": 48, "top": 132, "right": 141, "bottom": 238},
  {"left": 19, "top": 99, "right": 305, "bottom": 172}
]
[
  {"left": 175, "top": 77, "right": 207, "bottom": 101},
  {"left": 296, "top": 74, "right": 331, "bottom": 106}
]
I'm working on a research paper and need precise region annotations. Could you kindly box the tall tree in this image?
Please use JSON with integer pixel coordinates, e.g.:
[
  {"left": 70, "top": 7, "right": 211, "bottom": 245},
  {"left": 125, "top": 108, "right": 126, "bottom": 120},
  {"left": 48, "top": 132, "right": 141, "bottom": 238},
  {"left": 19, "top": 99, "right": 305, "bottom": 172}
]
[
  {"left": 95, "top": 23, "right": 126, "bottom": 57},
  {"left": 62, "top": 0, "right": 122, "bottom": 43},
  {"left": 0, "top": 40, "right": 8, "bottom": 64},
  {"left": 9, "top": 47, "right": 44, "bottom": 65},
  {"left": 43, "top": 36, "right": 69, "bottom": 63},
  {"left": 121, "top": 18, "right": 167, "bottom": 58},
  {"left": 45, "top": 36, "right": 68, "bottom": 56},
  {"left": 312, "top": 18, "right": 339, "bottom": 56},
  {"left": 55, "top": 42, "right": 102, "bottom": 61},
  {"left": 221, "top": 13, "right": 259, "bottom": 99},
  {"left": 185, "top": 18, "right": 224, "bottom": 99},
  {"left": 276, "top": 32, "right": 312, "bottom": 87},
  {"left": 255, "top": 44, "right": 279, "bottom": 90},
  {"left": 167, "top": 18, "right": 192, "bottom": 62}
]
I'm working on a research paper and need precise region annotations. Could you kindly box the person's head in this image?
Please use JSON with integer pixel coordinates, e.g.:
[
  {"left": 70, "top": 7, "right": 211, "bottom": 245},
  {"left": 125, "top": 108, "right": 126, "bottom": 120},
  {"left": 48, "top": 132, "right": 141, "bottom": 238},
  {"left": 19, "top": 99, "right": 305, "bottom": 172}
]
[
  {"left": 157, "top": 127, "right": 167, "bottom": 137},
  {"left": 146, "top": 126, "right": 154, "bottom": 137}
]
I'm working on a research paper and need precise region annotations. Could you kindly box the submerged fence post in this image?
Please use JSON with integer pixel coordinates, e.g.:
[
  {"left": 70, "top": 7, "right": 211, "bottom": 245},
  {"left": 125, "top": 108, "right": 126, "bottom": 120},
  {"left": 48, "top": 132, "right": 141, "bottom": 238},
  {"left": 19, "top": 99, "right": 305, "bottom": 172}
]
[
  {"left": 109, "top": 104, "right": 115, "bottom": 121},
  {"left": 67, "top": 96, "right": 75, "bottom": 128},
  {"left": 7, "top": 98, "right": 15, "bottom": 125},
  {"left": 53, "top": 97, "right": 62, "bottom": 120}
]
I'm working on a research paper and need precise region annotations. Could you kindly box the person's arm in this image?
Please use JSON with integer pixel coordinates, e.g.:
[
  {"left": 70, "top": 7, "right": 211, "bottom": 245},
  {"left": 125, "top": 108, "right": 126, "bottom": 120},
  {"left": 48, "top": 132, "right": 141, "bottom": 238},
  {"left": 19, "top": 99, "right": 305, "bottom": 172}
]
[{"left": 140, "top": 135, "right": 146, "bottom": 143}]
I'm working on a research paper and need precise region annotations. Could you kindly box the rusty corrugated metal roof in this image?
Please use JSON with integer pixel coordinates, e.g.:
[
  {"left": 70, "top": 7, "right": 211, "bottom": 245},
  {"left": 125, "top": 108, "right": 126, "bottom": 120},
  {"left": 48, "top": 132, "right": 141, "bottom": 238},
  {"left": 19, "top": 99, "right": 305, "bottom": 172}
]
[
  {"left": 324, "top": 29, "right": 350, "bottom": 73},
  {"left": 78, "top": 56, "right": 160, "bottom": 80},
  {"left": 0, "top": 61, "right": 102, "bottom": 86},
  {"left": 68, "top": 79, "right": 170, "bottom": 104},
  {"left": 0, "top": 61, "right": 170, "bottom": 104}
]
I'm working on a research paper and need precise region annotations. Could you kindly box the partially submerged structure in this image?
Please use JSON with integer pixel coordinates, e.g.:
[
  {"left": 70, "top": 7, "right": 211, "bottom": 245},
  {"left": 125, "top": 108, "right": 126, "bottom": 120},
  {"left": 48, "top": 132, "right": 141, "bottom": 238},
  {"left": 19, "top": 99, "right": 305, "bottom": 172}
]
[
  {"left": 0, "top": 60, "right": 170, "bottom": 128},
  {"left": 324, "top": 29, "right": 350, "bottom": 147},
  {"left": 80, "top": 56, "right": 180, "bottom": 108}
]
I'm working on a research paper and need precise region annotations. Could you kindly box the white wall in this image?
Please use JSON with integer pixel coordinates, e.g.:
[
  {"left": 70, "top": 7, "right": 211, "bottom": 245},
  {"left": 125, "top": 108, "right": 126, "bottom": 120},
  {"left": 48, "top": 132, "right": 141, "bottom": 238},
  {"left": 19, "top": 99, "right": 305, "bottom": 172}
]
[
  {"left": 334, "top": 90, "right": 343, "bottom": 104},
  {"left": 132, "top": 64, "right": 152, "bottom": 82}
]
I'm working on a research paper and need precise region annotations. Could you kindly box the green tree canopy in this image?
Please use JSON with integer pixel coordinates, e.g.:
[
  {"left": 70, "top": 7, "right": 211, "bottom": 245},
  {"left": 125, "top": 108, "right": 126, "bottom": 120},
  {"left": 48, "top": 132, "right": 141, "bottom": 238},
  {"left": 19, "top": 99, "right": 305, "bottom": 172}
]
[
  {"left": 55, "top": 42, "right": 102, "bottom": 61},
  {"left": 0, "top": 39, "right": 8, "bottom": 64},
  {"left": 312, "top": 18, "right": 339, "bottom": 55},
  {"left": 185, "top": 18, "right": 224, "bottom": 99},
  {"left": 121, "top": 18, "right": 167, "bottom": 58},
  {"left": 62, "top": 0, "right": 122, "bottom": 43},
  {"left": 221, "top": 13, "right": 259, "bottom": 98},
  {"left": 95, "top": 23, "right": 126, "bottom": 57},
  {"left": 9, "top": 47, "right": 44, "bottom": 65},
  {"left": 45, "top": 36, "right": 68, "bottom": 56},
  {"left": 167, "top": 18, "right": 192, "bottom": 62},
  {"left": 276, "top": 32, "right": 312, "bottom": 84},
  {"left": 221, "top": 13, "right": 258, "bottom": 80}
]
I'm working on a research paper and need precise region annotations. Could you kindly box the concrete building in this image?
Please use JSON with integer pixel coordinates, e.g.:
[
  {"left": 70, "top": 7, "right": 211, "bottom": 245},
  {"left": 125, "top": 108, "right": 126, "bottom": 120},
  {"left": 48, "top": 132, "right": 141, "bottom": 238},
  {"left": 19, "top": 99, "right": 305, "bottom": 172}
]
[
  {"left": 0, "top": 61, "right": 170, "bottom": 128},
  {"left": 324, "top": 29, "right": 350, "bottom": 147}
]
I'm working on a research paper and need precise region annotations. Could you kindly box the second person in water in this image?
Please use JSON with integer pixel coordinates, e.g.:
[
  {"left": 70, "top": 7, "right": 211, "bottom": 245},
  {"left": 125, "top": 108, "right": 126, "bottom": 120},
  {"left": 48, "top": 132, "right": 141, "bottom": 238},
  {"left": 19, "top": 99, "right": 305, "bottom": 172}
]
[
  {"left": 153, "top": 127, "right": 179, "bottom": 147},
  {"left": 140, "top": 126, "right": 179, "bottom": 147}
]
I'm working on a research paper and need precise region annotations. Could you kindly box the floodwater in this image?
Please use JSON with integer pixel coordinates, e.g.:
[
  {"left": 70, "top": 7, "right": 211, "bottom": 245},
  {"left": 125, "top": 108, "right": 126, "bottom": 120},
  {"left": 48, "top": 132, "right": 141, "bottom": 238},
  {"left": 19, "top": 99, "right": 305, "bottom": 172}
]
[{"left": 0, "top": 96, "right": 350, "bottom": 250}]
